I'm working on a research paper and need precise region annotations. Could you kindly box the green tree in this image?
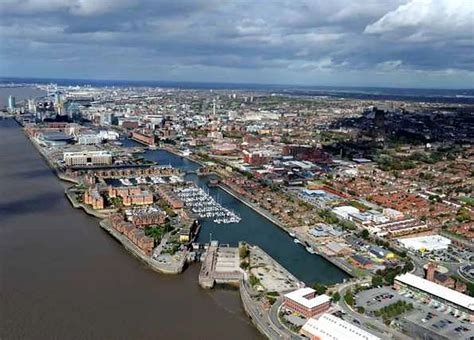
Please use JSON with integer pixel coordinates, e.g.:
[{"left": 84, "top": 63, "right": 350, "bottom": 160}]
[
  {"left": 249, "top": 274, "right": 260, "bottom": 287},
  {"left": 312, "top": 283, "right": 327, "bottom": 295},
  {"left": 331, "top": 291, "right": 341, "bottom": 303},
  {"left": 372, "top": 275, "right": 384, "bottom": 287},
  {"left": 403, "top": 261, "right": 414, "bottom": 273},
  {"left": 360, "top": 229, "right": 370, "bottom": 239},
  {"left": 239, "top": 245, "right": 249, "bottom": 259},
  {"left": 344, "top": 290, "right": 354, "bottom": 307}
]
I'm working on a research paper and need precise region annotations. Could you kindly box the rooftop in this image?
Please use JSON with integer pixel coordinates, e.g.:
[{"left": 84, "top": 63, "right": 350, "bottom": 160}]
[
  {"left": 395, "top": 273, "right": 474, "bottom": 312},
  {"left": 302, "top": 313, "right": 380, "bottom": 340},
  {"left": 284, "top": 287, "right": 330, "bottom": 309}
]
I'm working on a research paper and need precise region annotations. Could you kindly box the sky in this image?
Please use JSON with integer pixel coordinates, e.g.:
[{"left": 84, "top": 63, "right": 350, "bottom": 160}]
[{"left": 0, "top": 0, "right": 473, "bottom": 88}]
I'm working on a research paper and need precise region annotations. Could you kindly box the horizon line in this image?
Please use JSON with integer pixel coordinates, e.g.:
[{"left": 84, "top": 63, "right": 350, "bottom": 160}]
[{"left": 1, "top": 75, "right": 474, "bottom": 91}]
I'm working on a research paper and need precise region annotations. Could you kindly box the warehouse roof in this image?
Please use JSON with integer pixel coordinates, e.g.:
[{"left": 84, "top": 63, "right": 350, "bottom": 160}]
[{"left": 395, "top": 273, "right": 474, "bottom": 312}]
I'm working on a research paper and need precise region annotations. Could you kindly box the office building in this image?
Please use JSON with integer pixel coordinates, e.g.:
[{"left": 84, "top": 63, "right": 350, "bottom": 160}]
[
  {"left": 8, "top": 95, "right": 16, "bottom": 112},
  {"left": 283, "top": 287, "right": 331, "bottom": 318},
  {"left": 100, "top": 112, "right": 115, "bottom": 126}
]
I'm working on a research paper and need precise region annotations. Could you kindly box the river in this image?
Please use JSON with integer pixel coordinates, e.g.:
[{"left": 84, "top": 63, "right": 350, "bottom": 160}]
[
  {"left": 0, "top": 87, "right": 46, "bottom": 109},
  {"left": 0, "top": 118, "right": 262, "bottom": 339}
]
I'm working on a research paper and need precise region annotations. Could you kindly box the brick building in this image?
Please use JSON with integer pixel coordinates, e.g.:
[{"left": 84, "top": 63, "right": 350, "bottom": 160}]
[
  {"left": 131, "top": 211, "right": 166, "bottom": 227},
  {"left": 283, "top": 288, "right": 331, "bottom": 318},
  {"left": 84, "top": 187, "right": 104, "bottom": 209},
  {"left": 110, "top": 214, "right": 155, "bottom": 256},
  {"left": 108, "top": 186, "right": 153, "bottom": 206}
]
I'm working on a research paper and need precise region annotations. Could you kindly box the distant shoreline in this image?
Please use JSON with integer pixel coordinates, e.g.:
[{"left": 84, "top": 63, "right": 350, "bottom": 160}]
[{"left": 1, "top": 77, "right": 474, "bottom": 105}]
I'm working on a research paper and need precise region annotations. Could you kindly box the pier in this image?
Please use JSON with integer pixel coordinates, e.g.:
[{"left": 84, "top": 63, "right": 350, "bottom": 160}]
[{"left": 198, "top": 243, "right": 243, "bottom": 289}]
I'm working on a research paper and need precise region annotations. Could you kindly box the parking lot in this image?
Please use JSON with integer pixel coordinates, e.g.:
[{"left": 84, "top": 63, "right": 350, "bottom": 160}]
[
  {"left": 402, "top": 307, "right": 474, "bottom": 339},
  {"left": 355, "top": 287, "right": 401, "bottom": 312},
  {"left": 355, "top": 287, "right": 474, "bottom": 339},
  {"left": 423, "top": 246, "right": 473, "bottom": 264}
]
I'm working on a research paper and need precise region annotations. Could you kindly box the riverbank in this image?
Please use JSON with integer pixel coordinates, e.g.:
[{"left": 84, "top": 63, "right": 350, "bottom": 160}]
[
  {"left": 99, "top": 219, "right": 186, "bottom": 274},
  {"left": 161, "top": 146, "right": 207, "bottom": 167},
  {"left": 239, "top": 245, "right": 303, "bottom": 339},
  {"left": 23, "top": 130, "right": 79, "bottom": 184},
  {"left": 65, "top": 187, "right": 116, "bottom": 219},
  {"left": 22, "top": 127, "right": 187, "bottom": 276}
]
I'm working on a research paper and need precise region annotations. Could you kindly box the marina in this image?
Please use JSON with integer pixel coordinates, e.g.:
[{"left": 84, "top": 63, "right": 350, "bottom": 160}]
[
  {"left": 142, "top": 147, "right": 349, "bottom": 285},
  {"left": 113, "top": 174, "right": 183, "bottom": 187},
  {"left": 174, "top": 186, "right": 241, "bottom": 224}
]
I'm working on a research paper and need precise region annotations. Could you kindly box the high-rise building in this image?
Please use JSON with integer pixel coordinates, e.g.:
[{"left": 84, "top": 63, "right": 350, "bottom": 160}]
[
  {"left": 8, "top": 95, "right": 16, "bottom": 112},
  {"left": 54, "top": 92, "right": 62, "bottom": 105},
  {"left": 100, "top": 112, "right": 115, "bottom": 126},
  {"left": 27, "top": 99, "right": 36, "bottom": 113}
]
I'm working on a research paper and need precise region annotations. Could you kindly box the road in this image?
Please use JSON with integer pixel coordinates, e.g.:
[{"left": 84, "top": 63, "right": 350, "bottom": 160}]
[
  {"left": 240, "top": 281, "right": 298, "bottom": 339},
  {"left": 268, "top": 297, "right": 302, "bottom": 340},
  {"left": 153, "top": 232, "right": 170, "bottom": 258}
]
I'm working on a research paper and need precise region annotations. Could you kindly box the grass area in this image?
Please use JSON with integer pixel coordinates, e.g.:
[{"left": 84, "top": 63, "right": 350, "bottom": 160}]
[
  {"left": 459, "top": 196, "right": 474, "bottom": 207},
  {"left": 352, "top": 267, "right": 369, "bottom": 278},
  {"left": 347, "top": 200, "right": 370, "bottom": 211}
]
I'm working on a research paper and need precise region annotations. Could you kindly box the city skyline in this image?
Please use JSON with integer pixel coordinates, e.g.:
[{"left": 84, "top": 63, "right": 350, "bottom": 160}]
[{"left": 1, "top": 0, "right": 473, "bottom": 88}]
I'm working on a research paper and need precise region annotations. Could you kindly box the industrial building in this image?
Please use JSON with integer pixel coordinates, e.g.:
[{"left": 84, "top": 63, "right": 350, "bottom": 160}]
[
  {"left": 301, "top": 313, "right": 380, "bottom": 340},
  {"left": 394, "top": 273, "right": 474, "bottom": 321},
  {"left": 398, "top": 234, "right": 451, "bottom": 253}
]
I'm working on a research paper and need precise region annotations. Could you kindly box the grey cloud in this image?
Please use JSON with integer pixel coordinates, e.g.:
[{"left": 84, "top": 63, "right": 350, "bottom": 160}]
[{"left": 0, "top": 0, "right": 473, "bottom": 87}]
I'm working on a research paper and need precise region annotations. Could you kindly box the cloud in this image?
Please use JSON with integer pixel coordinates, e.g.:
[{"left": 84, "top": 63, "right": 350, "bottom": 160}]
[
  {"left": 364, "top": 0, "right": 474, "bottom": 39},
  {"left": 0, "top": 0, "right": 473, "bottom": 87}
]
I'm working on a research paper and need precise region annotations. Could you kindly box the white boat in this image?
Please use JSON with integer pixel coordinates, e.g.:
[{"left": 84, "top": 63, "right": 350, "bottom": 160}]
[
  {"left": 294, "top": 239, "right": 302, "bottom": 245},
  {"left": 288, "top": 232, "right": 296, "bottom": 238},
  {"left": 306, "top": 246, "right": 316, "bottom": 254}
]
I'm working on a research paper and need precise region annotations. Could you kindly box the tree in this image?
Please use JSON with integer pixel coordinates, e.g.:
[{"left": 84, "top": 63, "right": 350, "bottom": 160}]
[
  {"left": 312, "top": 283, "right": 327, "bottom": 295},
  {"left": 372, "top": 275, "right": 384, "bottom": 287},
  {"left": 403, "top": 261, "right": 414, "bottom": 273},
  {"left": 331, "top": 291, "right": 341, "bottom": 303},
  {"left": 456, "top": 207, "right": 471, "bottom": 223},
  {"left": 239, "top": 245, "right": 249, "bottom": 259},
  {"left": 360, "top": 229, "right": 370, "bottom": 239},
  {"left": 249, "top": 274, "right": 260, "bottom": 287},
  {"left": 344, "top": 290, "right": 354, "bottom": 307}
]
